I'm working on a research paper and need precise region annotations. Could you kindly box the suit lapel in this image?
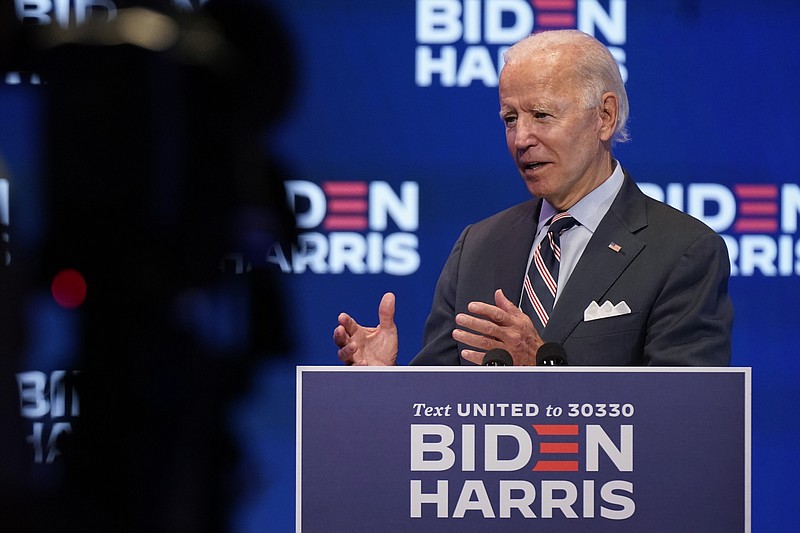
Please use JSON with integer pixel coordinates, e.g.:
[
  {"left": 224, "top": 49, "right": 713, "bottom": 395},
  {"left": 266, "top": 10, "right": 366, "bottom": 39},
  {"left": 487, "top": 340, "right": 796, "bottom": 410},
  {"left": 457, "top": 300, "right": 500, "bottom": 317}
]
[
  {"left": 543, "top": 173, "right": 648, "bottom": 344},
  {"left": 495, "top": 199, "right": 541, "bottom": 304}
]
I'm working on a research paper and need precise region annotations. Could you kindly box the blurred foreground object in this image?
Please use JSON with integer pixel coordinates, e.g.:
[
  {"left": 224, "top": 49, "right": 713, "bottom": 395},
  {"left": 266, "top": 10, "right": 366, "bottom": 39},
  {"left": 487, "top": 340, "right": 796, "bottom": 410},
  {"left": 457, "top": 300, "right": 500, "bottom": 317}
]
[{"left": 1, "top": 1, "right": 296, "bottom": 531}]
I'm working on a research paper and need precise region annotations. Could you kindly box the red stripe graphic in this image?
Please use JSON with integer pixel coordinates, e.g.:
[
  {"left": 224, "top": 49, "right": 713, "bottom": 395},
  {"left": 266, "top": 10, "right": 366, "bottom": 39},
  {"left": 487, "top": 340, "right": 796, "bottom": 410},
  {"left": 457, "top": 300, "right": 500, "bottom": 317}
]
[
  {"left": 540, "top": 442, "right": 579, "bottom": 454},
  {"left": 532, "top": 0, "right": 575, "bottom": 9},
  {"left": 734, "top": 184, "right": 778, "bottom": 199},
  {"left": 323, "top": 181, "right": 368, "bottom": 196},
  {"left": 734, "top": 219, "right": 778, "bottom": 233},
  {"left": 733, "top": 184, "right": 780, "bottom": 233},
  {"left": 537, "top": 13, "right": 576, "bottom": 27},
  {"left": 533, "top": 424, "right": 579, "bottom": 435},
  {"left": 323, "top": 181, "right": 368, "bottom": 230},
  {"left": 533, "top": 424, "right": 579, "bottom": 471},
  {"left": 323, "top": 216, "right": 368, "bottom": 231},
  {"left": 739, "top": 202, "right": 778, "bottom": 215},
  {"left": 328, "top": 199, "right": 367, "bottom": 213},
  {"left": 532, "top": 0, "right": 576, "bottom": 29},
  {"left": 533, "top": 460, "right": 579, "bottom": 472}
]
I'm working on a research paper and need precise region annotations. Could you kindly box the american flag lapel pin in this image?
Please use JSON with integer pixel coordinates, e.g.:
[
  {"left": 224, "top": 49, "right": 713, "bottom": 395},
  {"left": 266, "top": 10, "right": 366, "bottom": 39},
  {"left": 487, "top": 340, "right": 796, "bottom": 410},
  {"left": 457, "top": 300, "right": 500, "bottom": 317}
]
[{"left": 608, "top": 242, "right": 622, "bottom": 253}]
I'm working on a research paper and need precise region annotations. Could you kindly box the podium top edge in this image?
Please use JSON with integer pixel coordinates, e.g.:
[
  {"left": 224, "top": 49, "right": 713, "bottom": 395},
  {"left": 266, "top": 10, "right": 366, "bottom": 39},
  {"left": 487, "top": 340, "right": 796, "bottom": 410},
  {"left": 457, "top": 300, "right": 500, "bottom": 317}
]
[{"left": 296, "top": 365, "right": 751, "bottom": 374}]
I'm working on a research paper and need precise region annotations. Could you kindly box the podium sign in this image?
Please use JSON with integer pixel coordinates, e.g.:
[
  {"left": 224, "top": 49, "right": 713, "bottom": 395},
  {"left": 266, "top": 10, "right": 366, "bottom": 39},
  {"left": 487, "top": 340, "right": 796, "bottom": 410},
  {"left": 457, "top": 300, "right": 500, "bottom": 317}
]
[{"left": 297, "top": 367, "right": 750, "bottom": 532}]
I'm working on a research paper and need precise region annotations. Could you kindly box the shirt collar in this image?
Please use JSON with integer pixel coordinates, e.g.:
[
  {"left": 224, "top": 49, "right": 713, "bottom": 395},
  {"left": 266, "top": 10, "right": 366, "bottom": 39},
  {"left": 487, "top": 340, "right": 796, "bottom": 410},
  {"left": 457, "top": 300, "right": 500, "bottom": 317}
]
[{"left": 538, "top": 161, "right": 625, "bottom": 234}]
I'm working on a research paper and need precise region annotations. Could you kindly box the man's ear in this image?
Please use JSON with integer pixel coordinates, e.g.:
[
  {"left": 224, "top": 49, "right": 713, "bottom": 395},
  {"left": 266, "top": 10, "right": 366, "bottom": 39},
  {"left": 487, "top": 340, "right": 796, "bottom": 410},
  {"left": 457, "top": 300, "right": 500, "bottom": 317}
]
[{"left": 598, "top": 91, "right": 619, "bottom": 142}]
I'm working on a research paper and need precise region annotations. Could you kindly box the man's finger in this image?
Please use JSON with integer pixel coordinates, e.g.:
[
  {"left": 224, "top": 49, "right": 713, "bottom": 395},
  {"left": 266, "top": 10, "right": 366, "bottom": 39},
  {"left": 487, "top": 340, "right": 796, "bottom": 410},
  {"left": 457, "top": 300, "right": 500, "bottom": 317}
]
[
  {"left": 494, "top": 289, "right": 518, "bottom": 313},
  {"left": 332, "top": 324, "right": 350, "bottom": 348},
  {"left": 378, "top": 292, "right": 396, "bottom": 329},
  {"left": 495, "top": 288, "right": 540, "bottom": 336},
  {"left": 337, "top": 345, "right": 355, "bottom": 364},
  {"left": 467, "top": 300, "right": 512, "bottom": 326},
  {"left": 494, "top": 289, "right": 527, "bottom": 321},
  {"left": 338, "top": 312, "right": 361, "bottom": 336},
  {"left": 452, "top": 328, "right": 499, "bottom": 351},
  {"left": 455, "top": 313, "right": 502, "bottom": 339},
  {"left": 460, "top": 349, "right": 485, "bottom": 365}
]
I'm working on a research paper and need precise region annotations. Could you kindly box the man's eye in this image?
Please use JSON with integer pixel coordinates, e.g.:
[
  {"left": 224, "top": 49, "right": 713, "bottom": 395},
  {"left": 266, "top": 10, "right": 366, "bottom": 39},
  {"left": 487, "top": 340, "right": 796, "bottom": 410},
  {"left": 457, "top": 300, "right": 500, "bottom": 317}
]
[
  {"left": 503, "top": 115, "right": 517, "bottom": 126},
  {"left": 534, "top": 112, "right": 549, "bottom": 119}
]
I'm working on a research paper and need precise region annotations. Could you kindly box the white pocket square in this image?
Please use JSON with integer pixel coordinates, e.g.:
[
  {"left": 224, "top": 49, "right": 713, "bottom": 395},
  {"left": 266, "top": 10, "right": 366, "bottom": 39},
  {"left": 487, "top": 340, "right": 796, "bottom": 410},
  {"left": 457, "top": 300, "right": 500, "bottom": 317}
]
[{"left": 584, "top": 300, "right": 631, "bottom": 322}]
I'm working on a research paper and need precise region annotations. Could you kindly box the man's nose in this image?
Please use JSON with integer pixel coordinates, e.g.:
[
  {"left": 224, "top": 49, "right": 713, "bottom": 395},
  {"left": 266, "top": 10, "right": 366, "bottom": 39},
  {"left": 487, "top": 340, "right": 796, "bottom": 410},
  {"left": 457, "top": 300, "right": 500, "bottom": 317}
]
[{"left": 513, "top": 117, "right": 540, "bottom": 151}]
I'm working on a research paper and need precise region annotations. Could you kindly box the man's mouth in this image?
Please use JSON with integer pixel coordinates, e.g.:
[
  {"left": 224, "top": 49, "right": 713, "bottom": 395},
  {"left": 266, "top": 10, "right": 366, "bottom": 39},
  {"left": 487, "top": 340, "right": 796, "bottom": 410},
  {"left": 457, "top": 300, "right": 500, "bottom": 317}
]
[{"left": 524, "top": 162, "right": 547, "bottom": 171}]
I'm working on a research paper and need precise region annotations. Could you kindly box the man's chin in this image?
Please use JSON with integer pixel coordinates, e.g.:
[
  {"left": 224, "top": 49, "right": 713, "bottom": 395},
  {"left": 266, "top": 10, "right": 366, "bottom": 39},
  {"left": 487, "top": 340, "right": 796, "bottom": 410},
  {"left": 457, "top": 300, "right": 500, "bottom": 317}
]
[{"left": 522, "top": 178, "right": 550, "bottom": 200}]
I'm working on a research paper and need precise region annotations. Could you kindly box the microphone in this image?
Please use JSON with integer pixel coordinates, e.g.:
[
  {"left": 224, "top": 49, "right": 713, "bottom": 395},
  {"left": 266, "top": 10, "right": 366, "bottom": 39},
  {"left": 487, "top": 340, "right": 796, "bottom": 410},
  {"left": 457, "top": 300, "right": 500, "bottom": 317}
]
[
  {"left": 536, "top": 342, "right": 568, "bottom": 366},
  {"left": 482, "top": 348, "right": 513, "bottom": 366}
]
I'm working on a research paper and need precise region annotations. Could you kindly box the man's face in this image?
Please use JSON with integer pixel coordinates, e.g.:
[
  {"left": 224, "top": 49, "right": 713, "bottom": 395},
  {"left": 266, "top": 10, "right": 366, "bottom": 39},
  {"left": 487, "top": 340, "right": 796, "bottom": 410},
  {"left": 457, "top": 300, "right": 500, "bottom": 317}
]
[{"left": 499, "top": 49, "right": 613, "bottom": 210}]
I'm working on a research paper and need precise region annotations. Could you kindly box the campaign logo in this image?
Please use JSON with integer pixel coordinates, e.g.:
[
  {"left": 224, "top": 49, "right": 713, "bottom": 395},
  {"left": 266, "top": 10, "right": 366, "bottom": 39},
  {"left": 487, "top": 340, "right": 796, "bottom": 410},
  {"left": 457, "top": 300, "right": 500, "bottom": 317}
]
[
  {"left": 415, "top": 0, "right": 628, "bottom": 87},
  {"left": 410, "top": 401, "right": 636, "bottom": 520},
  {"left": 268, "top": 180, "right": 420, "bottom": 275},
  {"left": 14, "top": 0, "right": 117, "bottom": 27},
  {"left": 16, "top": 370, "right": 81, "bottom": 464},
  {"left": 8, "top": 1, "right": 209, "bottom": 85},
  {"left": 410, "top": 422, "right": 635, "bottom": 519},
  {"left": 13, "top": 0, "right": 202, "bottom": 28},
  {"left": 641, "top": 182, "right": 800, "bottom": 276}
]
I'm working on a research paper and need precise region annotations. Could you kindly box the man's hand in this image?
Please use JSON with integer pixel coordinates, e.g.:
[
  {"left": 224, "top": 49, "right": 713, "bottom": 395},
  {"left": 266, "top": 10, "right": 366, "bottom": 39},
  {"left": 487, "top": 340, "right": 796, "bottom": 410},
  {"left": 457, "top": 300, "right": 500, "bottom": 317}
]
[
  {"left": 452, "top": 289, "right": 544, "bottom": 365},
  {"left": 333, "top": 292, "right": 399, "bottom": 366}
]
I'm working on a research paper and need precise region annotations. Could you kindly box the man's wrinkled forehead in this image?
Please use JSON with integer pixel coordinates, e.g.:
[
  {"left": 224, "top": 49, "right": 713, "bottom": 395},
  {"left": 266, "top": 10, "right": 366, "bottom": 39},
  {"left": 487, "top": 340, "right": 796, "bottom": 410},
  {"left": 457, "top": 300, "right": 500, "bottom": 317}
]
[
  {"left": 504, "top": 40, "right": 579, "bottom": 67},
  {"left": 500, "top": 47, "right": 577, "bottom": 91}
]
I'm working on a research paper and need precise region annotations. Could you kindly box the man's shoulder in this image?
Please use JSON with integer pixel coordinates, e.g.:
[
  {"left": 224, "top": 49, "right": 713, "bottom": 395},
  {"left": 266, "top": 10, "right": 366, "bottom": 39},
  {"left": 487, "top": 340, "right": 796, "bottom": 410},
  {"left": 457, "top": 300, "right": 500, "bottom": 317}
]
[
  {"left": 468, "top": 198, "right": 540, "bottom": 233},
  {"left": 642, "top": 190, "right": 719, "bottom": 237},
  {"left": 620, "top": 171, "right": 719, "bottom": 238}
]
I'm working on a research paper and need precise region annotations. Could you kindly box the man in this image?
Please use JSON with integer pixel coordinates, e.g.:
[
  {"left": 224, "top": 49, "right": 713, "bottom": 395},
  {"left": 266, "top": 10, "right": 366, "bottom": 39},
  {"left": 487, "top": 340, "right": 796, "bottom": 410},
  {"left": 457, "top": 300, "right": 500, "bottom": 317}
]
[{"left": 334, "top": 30, "right": 732, "bottom": 367}]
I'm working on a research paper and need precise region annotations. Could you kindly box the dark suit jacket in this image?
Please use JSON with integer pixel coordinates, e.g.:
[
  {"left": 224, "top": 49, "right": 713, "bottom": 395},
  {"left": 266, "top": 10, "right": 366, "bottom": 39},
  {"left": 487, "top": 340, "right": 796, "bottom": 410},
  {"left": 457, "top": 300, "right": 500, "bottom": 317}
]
[{"left": 410, "top": 172, "right": 733, "bottom": 366}]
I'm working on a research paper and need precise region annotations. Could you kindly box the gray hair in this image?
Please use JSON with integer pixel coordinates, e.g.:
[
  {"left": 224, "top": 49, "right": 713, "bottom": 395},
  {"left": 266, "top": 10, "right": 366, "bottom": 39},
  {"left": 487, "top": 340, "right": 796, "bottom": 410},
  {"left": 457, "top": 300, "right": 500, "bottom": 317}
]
[{"left": 503, "top": 30, "right": 630, "bottom": 143}]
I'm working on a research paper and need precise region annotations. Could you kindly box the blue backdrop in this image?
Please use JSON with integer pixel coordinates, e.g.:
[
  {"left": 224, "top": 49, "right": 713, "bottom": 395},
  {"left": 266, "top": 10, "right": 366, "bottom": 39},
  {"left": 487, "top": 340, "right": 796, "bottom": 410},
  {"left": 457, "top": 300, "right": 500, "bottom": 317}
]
[{"left": 1, "top": 1, "right": 798, "bottom": 531}]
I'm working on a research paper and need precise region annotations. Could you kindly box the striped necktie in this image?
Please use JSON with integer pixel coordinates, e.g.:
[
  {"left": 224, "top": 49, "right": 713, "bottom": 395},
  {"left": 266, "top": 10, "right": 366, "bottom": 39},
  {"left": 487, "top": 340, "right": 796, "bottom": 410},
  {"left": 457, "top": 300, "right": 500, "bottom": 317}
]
[{"left": 521, "top": 212, "right": 580, "bottom": 331}]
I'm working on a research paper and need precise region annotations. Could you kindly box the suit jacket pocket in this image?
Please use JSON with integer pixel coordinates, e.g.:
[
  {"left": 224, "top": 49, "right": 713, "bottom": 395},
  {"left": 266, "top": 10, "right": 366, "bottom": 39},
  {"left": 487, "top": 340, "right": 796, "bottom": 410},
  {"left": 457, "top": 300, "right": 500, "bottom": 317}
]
[
  {"left": 570, "top": 311, "right": 642, "bottom": 339},
  {"left": 566, "top": 312, "right": 644, "bottom": 365}
]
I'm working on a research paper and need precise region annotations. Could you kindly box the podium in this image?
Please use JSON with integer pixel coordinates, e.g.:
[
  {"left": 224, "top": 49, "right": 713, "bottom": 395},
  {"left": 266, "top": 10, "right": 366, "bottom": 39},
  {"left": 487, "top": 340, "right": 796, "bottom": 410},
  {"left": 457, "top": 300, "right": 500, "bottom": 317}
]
[{"left": 297, "top": 367, "right": 750, "bottom": 532}]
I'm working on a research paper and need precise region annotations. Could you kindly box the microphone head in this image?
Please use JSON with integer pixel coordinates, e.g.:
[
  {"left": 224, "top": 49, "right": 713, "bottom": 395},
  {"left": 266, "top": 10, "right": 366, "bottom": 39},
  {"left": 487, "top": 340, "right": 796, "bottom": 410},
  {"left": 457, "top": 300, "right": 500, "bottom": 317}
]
[
  {"left": 536, "top": 342, "right": 568, "bottom": 366},
  {"left": 482, "top": 348, "right": 513, "bottom": 366}
]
